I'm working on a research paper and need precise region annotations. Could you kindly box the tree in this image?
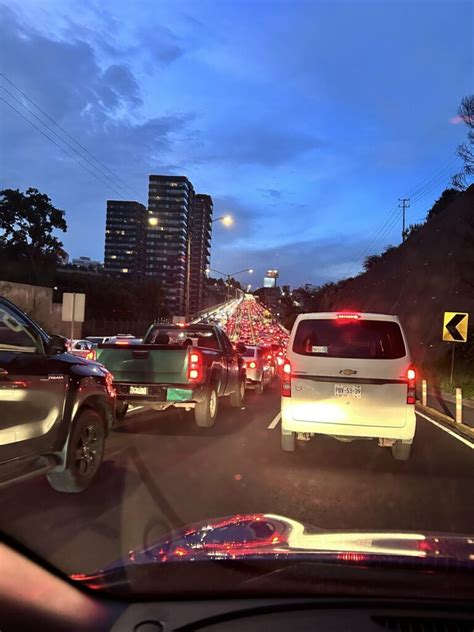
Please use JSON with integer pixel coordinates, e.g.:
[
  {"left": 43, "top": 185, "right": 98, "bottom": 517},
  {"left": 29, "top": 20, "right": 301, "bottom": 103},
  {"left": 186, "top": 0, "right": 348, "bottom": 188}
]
[
  {"left": 452, "top": 95, "right": 474, "bottom": 190},
  {"left": 426, "top": 188, "right": 461, "bottom": 220},
  {"left": 402, "top": 223, "right": 423, "bottom": 240},
  {"left": 363, "top": 253, "right": 382, "bottom": 271},
  {"left": 0, "top": 188, "right": 67, "bottom": 264}
]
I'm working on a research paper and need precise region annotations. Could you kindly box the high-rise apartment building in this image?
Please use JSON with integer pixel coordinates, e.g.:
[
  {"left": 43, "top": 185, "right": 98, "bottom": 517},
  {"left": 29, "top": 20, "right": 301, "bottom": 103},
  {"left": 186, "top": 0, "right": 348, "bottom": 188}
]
[
  {"left": 104, "top": 200, "right": 147, "bottom": 282},
  {"left": 146, "top": 175, "right": 195, "bottom": 315},
  {"left": 189, "top": 194, "right": 213, "bottom": 315}
]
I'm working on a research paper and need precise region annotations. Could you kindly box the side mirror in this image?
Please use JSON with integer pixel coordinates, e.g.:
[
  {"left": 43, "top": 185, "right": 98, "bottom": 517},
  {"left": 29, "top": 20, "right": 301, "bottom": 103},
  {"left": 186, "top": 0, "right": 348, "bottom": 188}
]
[
  {"left": 46, "top": 334, "right": 68, "bottom": 355},
  {"left": 236, "top": 342, "right": 247, "bottom": 354}
]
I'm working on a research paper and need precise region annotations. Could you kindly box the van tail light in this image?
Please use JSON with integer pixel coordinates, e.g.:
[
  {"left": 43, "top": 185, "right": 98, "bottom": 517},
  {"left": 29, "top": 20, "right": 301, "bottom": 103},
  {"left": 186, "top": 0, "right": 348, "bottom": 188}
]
[
  {"left": 281, "top": 360, "right": 292, "bottom": 397},
  {"left": 86, "top": 349, "right": 96, "bottom": 361},
  {"left": 188, "top": 349, "right": 203, "bottom": 382},
  {"left": 407, "top": 365, "right": 416, "bottom": 405},
  {"left": 248, "top": 361, "right": 257, "bottom": 369}
]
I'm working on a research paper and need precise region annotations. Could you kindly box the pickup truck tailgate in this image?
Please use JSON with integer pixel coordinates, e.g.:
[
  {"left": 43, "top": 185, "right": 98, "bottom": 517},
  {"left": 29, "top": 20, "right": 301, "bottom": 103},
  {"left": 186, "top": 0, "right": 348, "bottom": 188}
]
[{"left": 96, "top": 345, "right": 188, "bottom": 384}]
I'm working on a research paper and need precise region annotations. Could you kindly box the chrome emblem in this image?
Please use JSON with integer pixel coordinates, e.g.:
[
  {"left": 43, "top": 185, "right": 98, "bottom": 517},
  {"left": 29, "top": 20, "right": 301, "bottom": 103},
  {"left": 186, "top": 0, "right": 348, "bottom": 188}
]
[{"left": 340, "top": 369, "right": 357, "bottom": 376}]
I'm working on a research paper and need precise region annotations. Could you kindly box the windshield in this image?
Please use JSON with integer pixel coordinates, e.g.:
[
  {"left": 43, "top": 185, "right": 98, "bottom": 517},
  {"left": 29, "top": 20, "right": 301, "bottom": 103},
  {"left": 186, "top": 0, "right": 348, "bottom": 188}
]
[
  {"left": 242, "top": 347, "right": 257, "bottom": 358},
  {"left": 0, "top": 0, "right": 473, "bottom": 600}
]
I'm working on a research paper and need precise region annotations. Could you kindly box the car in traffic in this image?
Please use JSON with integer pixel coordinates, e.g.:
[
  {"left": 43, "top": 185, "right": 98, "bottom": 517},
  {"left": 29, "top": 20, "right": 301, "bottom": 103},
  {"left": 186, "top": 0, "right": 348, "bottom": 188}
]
[
  {"left": 281, "top": 312, "right": 416, "bottom": 460},
  {"left": 0, "top": 296, "right": 116, "bottom": 492},
  {"left": 69, "top": 339, "right": 97, "bottom": 360},
  {"left": 241, "top": 345, "right": 274, "bottom": 394},
  {"left": 96, "top": 324, "right": 246, "bottom": 426},
  {"left": 85, "top": 335, "right": 113, "bottom": 344}
]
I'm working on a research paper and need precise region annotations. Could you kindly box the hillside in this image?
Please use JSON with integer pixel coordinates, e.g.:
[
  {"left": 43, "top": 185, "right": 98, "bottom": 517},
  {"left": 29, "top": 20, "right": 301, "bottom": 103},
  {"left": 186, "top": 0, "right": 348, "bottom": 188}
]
[{"left": 312, "top": 185, "right": 474, "bottom": 366}]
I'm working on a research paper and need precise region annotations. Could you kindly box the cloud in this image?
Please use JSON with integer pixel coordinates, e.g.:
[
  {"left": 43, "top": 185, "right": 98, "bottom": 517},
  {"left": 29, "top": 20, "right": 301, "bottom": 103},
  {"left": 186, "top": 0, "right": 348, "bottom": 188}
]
[
  {"left": 205, "top": 124, "right": 323, "bottom": 167},
  {"left": 0, "top": 5, "right": 194, "bottom": 256},
  {"left": 258, "top": 188, "right": 283, "bottom": 199},
  {"left": 211, "top": 233, "right": 367, "bottom": 288}
]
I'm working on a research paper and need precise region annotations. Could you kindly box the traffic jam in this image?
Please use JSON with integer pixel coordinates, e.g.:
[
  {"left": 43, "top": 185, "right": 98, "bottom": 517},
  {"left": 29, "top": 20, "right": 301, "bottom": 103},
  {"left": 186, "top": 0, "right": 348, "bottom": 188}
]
[{"left": 220, "top": 296, "right": 289, "bottom": 393}]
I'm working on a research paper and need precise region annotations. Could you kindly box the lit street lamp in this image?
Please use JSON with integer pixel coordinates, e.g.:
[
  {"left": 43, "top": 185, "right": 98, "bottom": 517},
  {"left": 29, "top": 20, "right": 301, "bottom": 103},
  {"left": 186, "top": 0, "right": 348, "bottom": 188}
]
[
  {"left": 185, "top": 214, "right": 234, "bottom": 320},
  {"left": 213, "top": 214, "right": 233, "bottom": 226}
]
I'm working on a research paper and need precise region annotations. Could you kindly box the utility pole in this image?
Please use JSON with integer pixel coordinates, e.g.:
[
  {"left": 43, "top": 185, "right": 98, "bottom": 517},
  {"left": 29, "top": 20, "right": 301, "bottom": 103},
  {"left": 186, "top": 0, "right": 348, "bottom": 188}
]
[{"left": 399, "top": 198, "right": 410, "bottom": 241}]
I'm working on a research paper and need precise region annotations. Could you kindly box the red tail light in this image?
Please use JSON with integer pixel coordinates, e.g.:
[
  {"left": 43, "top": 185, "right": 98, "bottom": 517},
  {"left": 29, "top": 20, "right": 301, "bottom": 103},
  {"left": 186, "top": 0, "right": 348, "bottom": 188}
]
[
  {"left": 336, "top": 313, "right": 360, "bottom": 320},
  {"left": 86, "top": 350, "right": 96, "bottom": 361},
  {"left": 188, "top": 349, "right": 203, "bottom": 382},
  {"left": 248, "top": 361, "right": 257, "bottom": 369},
  {"left": 281, "top": 360, "right": 292, "bottom": 397},
  {"left": 407, "top": 365, "right": 416, "bottom": 405}
]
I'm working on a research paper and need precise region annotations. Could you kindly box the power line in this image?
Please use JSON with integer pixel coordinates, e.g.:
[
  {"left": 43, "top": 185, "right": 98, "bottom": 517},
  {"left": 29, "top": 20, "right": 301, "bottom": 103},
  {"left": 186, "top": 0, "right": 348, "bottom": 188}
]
[
  {"left": 350, "top": 157, "right": 461, "bottom": 275},
  {"left": 0, "top": 96, "right": 128, "bottom": 199},
  {"left": 0, "top": 72, "right": 143, "bottom": 201},
  {"left": 0, "top": 85, "right": 134, "bottom": 199}
]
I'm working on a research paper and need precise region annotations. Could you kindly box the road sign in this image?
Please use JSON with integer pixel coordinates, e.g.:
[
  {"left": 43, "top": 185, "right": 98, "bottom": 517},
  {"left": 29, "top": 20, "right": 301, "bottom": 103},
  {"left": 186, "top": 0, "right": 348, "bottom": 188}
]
[
  {"left": 62, "top": 293, "right": 86, "bottom": 323},
  {"left": 442, "top": 312, "right": 468, "bottom": 343}
]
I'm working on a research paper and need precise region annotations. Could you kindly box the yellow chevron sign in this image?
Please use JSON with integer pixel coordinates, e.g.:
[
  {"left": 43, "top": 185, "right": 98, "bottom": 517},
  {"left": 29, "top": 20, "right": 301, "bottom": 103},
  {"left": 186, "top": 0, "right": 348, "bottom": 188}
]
[{"left": 442, "top": 312, "right": 469, "bottom": 343}]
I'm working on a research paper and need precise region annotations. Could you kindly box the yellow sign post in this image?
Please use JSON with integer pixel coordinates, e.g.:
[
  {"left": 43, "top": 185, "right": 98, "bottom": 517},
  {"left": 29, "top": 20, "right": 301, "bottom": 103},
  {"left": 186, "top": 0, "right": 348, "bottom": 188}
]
[
  {"left": 442, "top": 312, "right": 468, "bottom": 343},
  {"left": 442, "top": 312, "right": 469, "bottom": 384}
]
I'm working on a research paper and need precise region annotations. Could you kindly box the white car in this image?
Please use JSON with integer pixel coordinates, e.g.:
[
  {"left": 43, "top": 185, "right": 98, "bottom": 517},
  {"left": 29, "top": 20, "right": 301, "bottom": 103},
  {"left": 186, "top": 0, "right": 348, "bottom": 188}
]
[{"left": 281, "top": 312, "right": 416, "bottom": 460}]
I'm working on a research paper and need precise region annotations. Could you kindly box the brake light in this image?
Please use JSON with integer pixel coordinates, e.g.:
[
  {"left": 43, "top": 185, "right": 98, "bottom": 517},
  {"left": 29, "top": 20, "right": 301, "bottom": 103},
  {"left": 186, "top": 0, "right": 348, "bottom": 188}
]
[
  {"left": 248, "top": 361, "right": 257, "bottom": 369},
  {"left": 188, "top": 349, "right": 203, "bottom": 382},
  {"left": 407, "top": 365, "right": 416, "bottom": 405},
  {"left": 336, "top": 313, "right": 360, "bottom": 320},
  {"left": 281, "top": 360, "right": 291, "bottom": 397},
  {"left": 85, "top": 350, "right": 96, "bottom": 361}
]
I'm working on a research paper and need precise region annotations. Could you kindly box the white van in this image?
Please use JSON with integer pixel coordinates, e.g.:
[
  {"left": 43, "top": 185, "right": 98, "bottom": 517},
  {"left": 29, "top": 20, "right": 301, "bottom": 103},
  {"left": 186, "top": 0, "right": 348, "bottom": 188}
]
[{"left": 281, "top": 312, "right": 416, "bottom": 460}]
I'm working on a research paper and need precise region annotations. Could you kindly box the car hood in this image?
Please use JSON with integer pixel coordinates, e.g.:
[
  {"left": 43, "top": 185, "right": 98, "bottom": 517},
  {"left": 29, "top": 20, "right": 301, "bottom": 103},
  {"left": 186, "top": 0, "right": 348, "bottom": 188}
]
[{"left": 73, "top": 513, "right": 474, "bottom": 579}]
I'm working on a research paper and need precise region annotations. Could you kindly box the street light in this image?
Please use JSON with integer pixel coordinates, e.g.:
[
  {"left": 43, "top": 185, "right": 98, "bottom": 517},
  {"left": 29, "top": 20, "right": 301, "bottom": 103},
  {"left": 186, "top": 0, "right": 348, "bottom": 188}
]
[
  {"left": 208, "top": 267, "right": 253, "bottom": 300},
  {"left": 186, "top": 214, "right": 234, "bottom": 320},
  {"left": 213, "top": 214, "right": 233, "bottom": 226}
]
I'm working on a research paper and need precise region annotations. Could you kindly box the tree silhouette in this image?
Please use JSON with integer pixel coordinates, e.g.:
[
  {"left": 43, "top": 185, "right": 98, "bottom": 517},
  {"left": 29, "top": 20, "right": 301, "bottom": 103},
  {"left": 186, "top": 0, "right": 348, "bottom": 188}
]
[
  {"left": 452, "top": 95, "right": 474, "bottom": 189},
  {"left": 0, "top": 187, "right": 67, "bottom": 264}
]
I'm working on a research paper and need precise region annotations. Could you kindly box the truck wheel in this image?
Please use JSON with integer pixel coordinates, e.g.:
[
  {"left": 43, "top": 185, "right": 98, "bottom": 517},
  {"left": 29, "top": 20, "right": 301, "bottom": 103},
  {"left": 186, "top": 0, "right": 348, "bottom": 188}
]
[
  {"left": 195, "top": 385, "right": 218, "bottom": 427},
  {"left": 229, "top": 375, "right": 245, "bottom": 407},
  {"left": 391, "top": 440, "right": 412, "bottom": 461},
  {"left": 115, "top": 401, "right": 129, "bottom": 421},
  {"left": 281, "top": 431, "right": 296, "bottom": 452},
  {"left": 47, "top": 409, "right": 106, "bottom": 493},
  {"left": 256, "top": 379, "right": 264, "bottom": 395}
]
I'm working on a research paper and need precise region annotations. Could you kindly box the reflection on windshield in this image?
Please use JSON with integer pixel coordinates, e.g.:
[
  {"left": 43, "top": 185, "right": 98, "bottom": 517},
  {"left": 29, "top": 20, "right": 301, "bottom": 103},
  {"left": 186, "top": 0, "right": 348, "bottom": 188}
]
[{"left": 0, "top": 0, "right": 472, "bottom": 597}]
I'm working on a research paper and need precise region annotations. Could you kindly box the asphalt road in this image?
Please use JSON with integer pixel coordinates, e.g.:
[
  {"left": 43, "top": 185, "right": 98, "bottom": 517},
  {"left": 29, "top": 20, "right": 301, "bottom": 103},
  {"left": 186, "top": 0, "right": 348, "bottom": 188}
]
[{"left": 0, "top": 383, "right": 473, "bottom": 576}]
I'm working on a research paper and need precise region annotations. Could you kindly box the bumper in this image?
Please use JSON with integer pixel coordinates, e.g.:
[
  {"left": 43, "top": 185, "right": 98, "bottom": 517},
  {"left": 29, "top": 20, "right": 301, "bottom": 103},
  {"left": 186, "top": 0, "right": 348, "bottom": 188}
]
[
  {"left": 281, "top": 399, "right": 416, "bottom": 441},
  {"left": 115, "top": 383, "right": 207, "bottom": 406},
  {"left": 245, "top": 369, "right": 263, "bottom": 385}
]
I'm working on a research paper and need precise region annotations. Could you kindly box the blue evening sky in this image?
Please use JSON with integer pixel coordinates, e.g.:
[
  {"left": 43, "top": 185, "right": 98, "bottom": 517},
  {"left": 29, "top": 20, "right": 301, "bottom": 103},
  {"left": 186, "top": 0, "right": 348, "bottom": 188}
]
[{"left": 0, "top": 0, "right": 472, "bottom": 287}]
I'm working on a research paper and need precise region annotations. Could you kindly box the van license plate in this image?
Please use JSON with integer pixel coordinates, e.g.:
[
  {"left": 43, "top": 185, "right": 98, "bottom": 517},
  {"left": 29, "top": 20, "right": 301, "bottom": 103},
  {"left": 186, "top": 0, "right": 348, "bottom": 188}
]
[
  {"left": 335, "top": 384, "right": 361, "bottom": 398},
  {"left": 130, "top": 386, "right": 148, "bottom": 395}
]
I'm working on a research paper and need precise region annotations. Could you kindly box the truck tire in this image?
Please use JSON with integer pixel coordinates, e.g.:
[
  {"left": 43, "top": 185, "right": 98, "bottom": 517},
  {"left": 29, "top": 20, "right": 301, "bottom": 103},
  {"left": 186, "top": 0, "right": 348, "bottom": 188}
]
[
  {"left": 195, "top": 385, "right": 218, "bottom": 428},
  {"left": 115, "top": 401, "right": 129, "bottom": 421},
  {"left": 391, "top": 440, "right": 412, "bottom": 461},
  {"left": 229, "top": 375, "right": 245, "bottom": 407},
  {"left": 281, "top": 431, "right": 296, "bottom": 452},
  {"left": 47, "top": 409, "right": 106, "bottom": 493},
  {"left": 256, "top": 379, "right": 264, "bottom": 395}
]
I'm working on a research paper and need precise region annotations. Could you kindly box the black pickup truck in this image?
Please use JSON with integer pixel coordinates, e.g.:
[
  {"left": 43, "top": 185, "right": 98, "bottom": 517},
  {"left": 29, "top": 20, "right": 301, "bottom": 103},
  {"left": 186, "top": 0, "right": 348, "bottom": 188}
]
[
  {"left": 96, "top": 323, "right": 247, "bottom": 427},
  {"left": 0, "top": 297, "right": 116, "bottom": 492}
]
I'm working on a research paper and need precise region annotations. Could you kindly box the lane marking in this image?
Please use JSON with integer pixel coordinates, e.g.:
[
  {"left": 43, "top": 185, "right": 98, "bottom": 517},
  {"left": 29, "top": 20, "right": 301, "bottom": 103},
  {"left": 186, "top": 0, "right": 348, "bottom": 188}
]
[
  {"left": 417, "top": 411, "right": 474, "bottom": 449},
  {"left": 268, "top": 412, "right": 281, "bottom": 429}
]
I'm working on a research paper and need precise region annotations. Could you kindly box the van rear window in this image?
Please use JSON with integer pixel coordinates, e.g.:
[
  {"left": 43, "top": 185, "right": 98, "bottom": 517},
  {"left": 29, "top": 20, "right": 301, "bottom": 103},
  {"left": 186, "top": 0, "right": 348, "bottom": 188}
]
[{"left": 292, "top": 319, "right": 406, "bottom": 359}]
